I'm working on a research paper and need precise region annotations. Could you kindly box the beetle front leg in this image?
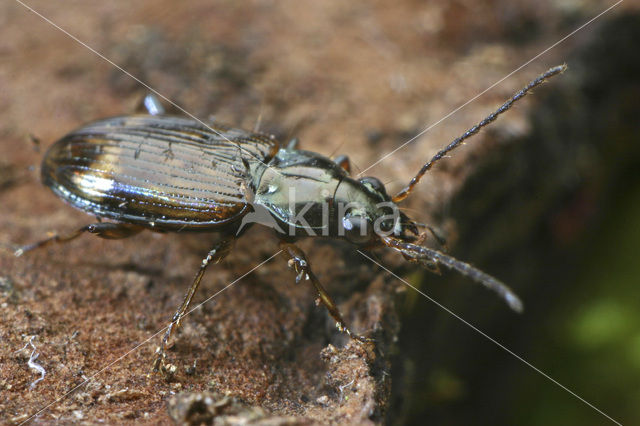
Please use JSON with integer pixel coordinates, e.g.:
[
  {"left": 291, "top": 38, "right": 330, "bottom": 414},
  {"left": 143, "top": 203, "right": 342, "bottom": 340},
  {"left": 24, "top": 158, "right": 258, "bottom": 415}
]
[
  {"left": 14, "top": 223, "right": 144, "bottom": 257},
  {"left": 153, "top": 235, "right": 236, "bottom": 372},
  {"left": 333, "top": 155, "right": 351, "bottom": 175},
  {"left": 280, "top": 242, "right": 370, "bottom": 343}
]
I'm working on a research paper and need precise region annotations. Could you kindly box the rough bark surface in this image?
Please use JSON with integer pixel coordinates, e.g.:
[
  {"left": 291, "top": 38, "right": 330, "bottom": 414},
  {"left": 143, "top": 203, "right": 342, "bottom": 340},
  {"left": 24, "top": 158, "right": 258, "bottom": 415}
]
[{"left": 1, "top": 1, "right": 637, "bottom": 425}]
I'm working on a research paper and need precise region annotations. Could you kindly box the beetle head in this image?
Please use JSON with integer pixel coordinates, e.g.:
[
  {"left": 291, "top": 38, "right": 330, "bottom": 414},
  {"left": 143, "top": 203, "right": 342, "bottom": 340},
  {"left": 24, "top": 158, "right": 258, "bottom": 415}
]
[{"left": 334, "top": 176, "right": 419, "bottom": 246}]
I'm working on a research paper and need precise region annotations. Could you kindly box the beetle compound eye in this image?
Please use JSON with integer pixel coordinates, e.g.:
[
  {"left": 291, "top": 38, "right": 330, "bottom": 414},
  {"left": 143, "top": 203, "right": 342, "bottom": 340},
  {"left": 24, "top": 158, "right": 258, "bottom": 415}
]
[
  {"left": 342, "top": 215, "right": 372, "bottom": 244},
  {"left": 358, "top": 176, "right": 386, "bottom": 195}
]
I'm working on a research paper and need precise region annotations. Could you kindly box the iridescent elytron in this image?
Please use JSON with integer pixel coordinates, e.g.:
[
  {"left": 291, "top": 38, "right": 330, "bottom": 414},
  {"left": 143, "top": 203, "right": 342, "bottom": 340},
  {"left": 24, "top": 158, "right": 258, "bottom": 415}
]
[
  {"left": 41, "top": 116, "right": 277, "bottom": 229},
  {"left": 17, "top": 65, "right": 565, "bottom": 371}
]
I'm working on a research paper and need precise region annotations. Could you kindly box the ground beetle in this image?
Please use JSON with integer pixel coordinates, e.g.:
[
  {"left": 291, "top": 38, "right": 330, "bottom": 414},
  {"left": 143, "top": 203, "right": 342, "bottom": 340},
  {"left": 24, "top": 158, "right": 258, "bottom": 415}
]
[{"left": 15, "top": 65, "right": 566, "bottom": 371}]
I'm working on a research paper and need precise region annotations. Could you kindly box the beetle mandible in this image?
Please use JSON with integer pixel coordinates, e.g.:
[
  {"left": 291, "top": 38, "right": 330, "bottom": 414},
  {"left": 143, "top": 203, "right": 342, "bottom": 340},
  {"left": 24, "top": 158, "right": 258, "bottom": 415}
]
[{"left": 15, "top": 65, "right": 566, "bottom": 371}]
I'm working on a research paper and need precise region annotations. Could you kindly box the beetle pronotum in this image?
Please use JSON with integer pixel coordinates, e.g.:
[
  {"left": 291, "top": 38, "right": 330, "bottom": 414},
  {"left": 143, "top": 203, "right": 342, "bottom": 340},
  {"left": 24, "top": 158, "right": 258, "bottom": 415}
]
[{"left": 15, "top": 65, "right": 566, "bottom": 371}]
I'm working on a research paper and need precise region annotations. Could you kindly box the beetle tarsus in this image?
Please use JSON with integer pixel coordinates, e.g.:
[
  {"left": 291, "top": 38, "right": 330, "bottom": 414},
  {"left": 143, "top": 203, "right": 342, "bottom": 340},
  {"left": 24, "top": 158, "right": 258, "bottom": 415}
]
[
  {"left": 14, "top": 223, "right": 144, "bottom": 257},
  {"left": 280, "top": 242, "right": 373, "bottom": 343},
  {"left": 153, "top": 236, "right": 236, "bottom": 373}
]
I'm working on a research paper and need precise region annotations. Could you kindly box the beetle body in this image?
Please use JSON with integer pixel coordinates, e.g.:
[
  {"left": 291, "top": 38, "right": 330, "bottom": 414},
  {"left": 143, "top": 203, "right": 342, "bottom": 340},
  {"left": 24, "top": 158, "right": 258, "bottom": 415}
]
[
  {"left": 43, "top": 114, "right": 398, "bottom": 244},
  {"left": 21, "top": 66, "right": 565, "bottom": 370}
]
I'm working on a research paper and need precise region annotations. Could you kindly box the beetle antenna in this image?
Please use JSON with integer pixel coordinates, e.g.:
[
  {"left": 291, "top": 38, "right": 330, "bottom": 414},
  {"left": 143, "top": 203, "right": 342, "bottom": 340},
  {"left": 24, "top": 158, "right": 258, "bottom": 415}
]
[
  {"left": 381, "top": 235, "right": 523, "bottom": 312},
  {"left": 253, "top": 100, "right": 265, "bottom": 132},
  {"left": 392, "top": 64, "right": 567, "bottom": 203}
]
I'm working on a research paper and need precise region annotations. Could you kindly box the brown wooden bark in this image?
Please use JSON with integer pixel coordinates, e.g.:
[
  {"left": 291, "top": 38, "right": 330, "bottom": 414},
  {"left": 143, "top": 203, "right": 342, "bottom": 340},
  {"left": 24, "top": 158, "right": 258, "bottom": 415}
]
[{"left": 1, "top": 1, "right": 637, "bottom": 424}]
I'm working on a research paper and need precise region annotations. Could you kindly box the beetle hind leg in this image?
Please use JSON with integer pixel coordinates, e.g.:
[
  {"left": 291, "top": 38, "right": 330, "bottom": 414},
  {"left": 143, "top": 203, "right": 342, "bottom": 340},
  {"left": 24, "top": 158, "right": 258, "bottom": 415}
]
[
  {"left": 14, "top": 223, "right": 144, "bottom": 257},
  {"left": 153, "top": 235, "right": 236, "bottom": 373},
  {"left": 280, "top": 242, "right": 371, "bottom": 343}
]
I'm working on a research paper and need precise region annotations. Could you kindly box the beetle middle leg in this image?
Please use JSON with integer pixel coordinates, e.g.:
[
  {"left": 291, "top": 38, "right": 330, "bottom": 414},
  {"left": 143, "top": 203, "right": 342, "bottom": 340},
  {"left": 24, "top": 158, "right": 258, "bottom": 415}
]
[
  {"left": 14, "top": 223, "right": 144, "bottom": 257},
  {"left": 153, "top": 235, "right": 236, "bottom": 372},
  {"left": 280, "top": 241, "right": 370, "bottom": 343}
]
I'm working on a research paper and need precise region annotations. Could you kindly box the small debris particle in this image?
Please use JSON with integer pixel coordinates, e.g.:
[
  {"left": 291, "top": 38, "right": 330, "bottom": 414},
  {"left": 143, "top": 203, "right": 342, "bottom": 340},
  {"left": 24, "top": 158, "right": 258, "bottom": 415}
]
[
  {"left": 15, "top": 336, "right": 46, "bottom": 390},
  {"left": 315, "top": 395, "right": 330, "bottom": 406},
  {"left": 185, "top": 361, "right": 197, "bottom": 376},
  {"left": 105, "top": 387, "right": 146, "bottom": 403},
  {"left": 9, "top": 413, "right": 30, "bottom": 424},
  {"left": 167, "top": 391, "right": 267, "bottom": 425}
]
